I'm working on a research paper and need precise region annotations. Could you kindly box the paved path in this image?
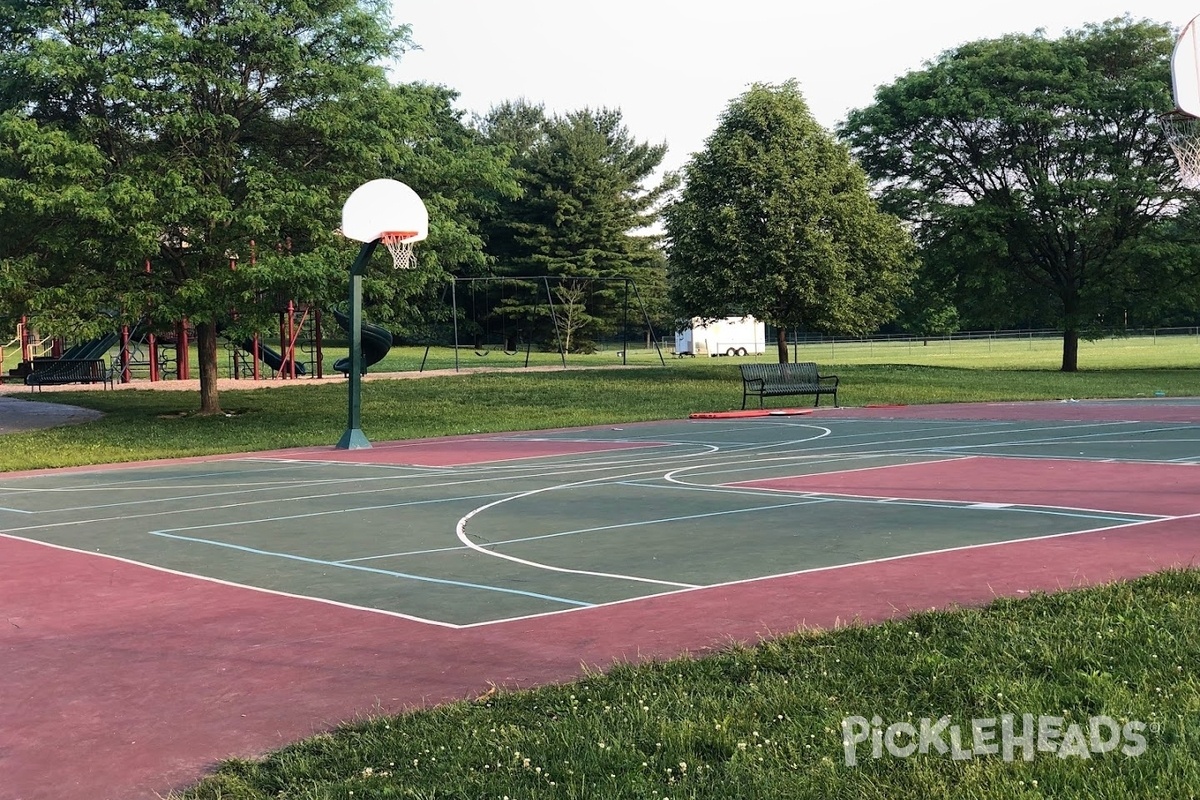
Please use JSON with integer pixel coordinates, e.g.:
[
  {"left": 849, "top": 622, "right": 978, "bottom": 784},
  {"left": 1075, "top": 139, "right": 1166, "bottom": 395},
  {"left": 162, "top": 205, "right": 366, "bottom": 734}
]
[{"left": 0, "top": 396, "right": 103, "bottom": 434}]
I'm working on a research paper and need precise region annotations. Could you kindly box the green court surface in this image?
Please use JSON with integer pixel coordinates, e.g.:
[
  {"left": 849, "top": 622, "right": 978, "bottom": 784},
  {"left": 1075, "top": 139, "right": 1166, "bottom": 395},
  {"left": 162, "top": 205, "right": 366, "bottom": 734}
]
[{"left": 5, "top": 405, "right": 1196, "bottom": 627}]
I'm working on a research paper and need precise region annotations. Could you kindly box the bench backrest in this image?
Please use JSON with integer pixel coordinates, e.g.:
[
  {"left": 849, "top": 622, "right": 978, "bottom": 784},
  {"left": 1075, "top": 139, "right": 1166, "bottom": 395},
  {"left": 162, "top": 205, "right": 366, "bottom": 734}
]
[
  {"left": 26, "top": 358, "right": 106, "bottom": 382},
  {"left": 42, "top": 358, "right": 103, "bottom": 373},
  {"left": 740, "top": 362, "right": 821, "bottom": 385}
]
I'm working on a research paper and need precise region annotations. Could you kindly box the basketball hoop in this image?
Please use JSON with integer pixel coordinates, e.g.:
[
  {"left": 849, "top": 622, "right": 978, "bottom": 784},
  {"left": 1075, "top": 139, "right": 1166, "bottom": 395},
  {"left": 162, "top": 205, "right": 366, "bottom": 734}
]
[
  {"left": 1160, "top": 110, "right": 1200, "bottom": 189},
  {"left": 380, "top": 231, "right": 418, "bottom": 270}
]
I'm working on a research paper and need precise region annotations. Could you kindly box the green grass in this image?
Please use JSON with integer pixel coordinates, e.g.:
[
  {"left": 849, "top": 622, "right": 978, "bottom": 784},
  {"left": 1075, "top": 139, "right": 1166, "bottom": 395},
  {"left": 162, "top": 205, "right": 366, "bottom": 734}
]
[
  {"left": 175, "top": 571, "right": 1200, "bottom": 799},
  {"left": 7, "top": 341, "right": 1200, "bottom": 798},
  {"left": 336, "top": 330, "right": 1200, "bottom": 373},
  {"left": 4, "top": 359, "right": 1200, "bottom": 472},
  {"left": 10, "top": 330, "right": 1194, "bottom": 380}
]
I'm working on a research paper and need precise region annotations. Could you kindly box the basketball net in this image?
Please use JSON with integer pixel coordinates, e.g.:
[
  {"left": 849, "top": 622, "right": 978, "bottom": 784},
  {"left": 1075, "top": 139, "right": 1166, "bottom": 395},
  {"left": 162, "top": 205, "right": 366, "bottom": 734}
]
[
  {"left": 1160, "top": 111, "right": 1200, "bottom": 189},
  {"left": 380, "top": 231, "right": 418, "bottom": 270}
]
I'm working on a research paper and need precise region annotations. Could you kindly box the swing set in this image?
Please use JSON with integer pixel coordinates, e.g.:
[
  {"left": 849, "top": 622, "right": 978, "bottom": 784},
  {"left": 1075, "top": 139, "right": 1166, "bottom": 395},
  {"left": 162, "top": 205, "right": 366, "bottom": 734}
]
[
  {"left": 466, "top": 278, "right": 526, "bottom": 358},
  {"left": 447, "top": 276, "right": 665, "bottom": 371}
]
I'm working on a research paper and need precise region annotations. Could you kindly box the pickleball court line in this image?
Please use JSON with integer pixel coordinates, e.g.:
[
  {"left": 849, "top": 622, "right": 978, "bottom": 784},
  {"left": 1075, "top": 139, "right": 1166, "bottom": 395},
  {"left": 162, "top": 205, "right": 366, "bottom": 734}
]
[
  {"left": 148, "top": 529, "right": 594, "bottom": 608},
  {"left": 450, "top": 511, "right": 1200, "bottom": 629},
  {"left": 616, "top": 478, "right": 1158, "bottom": 525},
  {"left": 0, "top": 530, "right": 467, "bottom": 628},
  {"left": 0, "top": 445, "right": 724, "bottom": 531},
  {"left": 7, "top": 417, "right": 1190, "bottom": 633},
  {"left": 10, "top": 504, "right": 1188, "bottom": 633},
  {"left": 451, "top": 428, "right": 841, "bottom": 588}
]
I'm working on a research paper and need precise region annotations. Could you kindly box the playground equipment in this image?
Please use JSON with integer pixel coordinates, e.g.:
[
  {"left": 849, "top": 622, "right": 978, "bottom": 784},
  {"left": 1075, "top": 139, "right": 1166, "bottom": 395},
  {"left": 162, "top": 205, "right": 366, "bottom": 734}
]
[
  {"left": 226, "top": 302, "right": 323, "bottom": 380},
  {"left": 4, "top": 323, "right": 118, "bottom": 384},
  {"left": 331, "top": 308, "right": 392, "bottom": 375},
  {"left": 3, "top": 319, "right": 57, "bottom": 381}
]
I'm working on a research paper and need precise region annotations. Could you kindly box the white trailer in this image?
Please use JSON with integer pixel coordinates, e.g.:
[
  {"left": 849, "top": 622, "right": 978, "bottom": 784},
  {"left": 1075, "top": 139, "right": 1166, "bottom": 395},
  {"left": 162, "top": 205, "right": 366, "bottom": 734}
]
[{"left": 674, "top": 316, "right": 766, "bottom": 357}]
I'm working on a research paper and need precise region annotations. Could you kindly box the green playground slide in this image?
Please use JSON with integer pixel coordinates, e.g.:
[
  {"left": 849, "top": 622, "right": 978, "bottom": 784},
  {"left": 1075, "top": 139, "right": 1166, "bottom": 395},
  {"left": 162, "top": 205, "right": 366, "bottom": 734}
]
[{"left": 331, "top": 309, "right": 393, "bottom": 375}]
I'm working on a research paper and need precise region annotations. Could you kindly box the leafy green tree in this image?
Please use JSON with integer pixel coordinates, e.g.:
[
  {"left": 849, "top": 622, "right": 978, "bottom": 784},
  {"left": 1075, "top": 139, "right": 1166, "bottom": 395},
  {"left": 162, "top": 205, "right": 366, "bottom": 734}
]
[
  {"left": 1109, "top": 203, "right": 1200, "bottom": 327},
  {"left": 896, "top": 263, "right": 960, "bottom": 344},
  {"left": 666, "top": 81, "right": 918, "bottom": 362},
  {"left": 839, "top": 17, "right": 1188, "bottom": 371},
  {"left": 352, "top": 83, "right": 520, "bottom": 342},
  {"left": 0, "top": 0, "right": 411, "bottom": 413},
  {"left": 477, "top": 102, "right": 675, "bottom": 351}
]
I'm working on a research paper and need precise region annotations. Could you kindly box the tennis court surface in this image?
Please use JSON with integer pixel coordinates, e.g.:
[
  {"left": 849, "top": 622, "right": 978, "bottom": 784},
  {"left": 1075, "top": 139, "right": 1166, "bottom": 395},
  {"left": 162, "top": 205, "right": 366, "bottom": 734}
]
[{"left": 4, "top": 398, "right": 1200, "bottom": 798}]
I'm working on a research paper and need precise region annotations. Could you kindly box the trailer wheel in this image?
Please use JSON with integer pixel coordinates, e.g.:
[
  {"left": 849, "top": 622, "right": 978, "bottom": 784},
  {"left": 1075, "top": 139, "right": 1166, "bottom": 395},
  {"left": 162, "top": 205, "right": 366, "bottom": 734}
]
[
  {"left": 725, "top": 347, "right": 737, "bottom": 357},
  {"left": 736, "top": 347, "right": 748, "bottom": 356}
]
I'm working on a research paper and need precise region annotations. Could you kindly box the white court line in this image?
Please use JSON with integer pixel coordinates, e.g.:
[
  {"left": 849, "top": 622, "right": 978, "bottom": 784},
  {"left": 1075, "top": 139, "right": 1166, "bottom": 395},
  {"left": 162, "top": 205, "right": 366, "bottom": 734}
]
[
  {"left": 0, "top": 460, "right": 336, "bottom": 496},
  {"left": 716, "top": 454, "right": 971, "bottom": 484},
  {"left": 1, "top": 475, "right": 419, "bottom": 516},
  {"left": 620, "top": 479, "right": 1159, "bottom": 523},
  {"left": 150, "top": 489, "right": 523, "bottom": 535},
  {"left": 11, "top": 506, "right": 1193, "bottom": 632},
  {"left": 0, "top": 531, "right": 465, "bottom": 629},
  {"left": 922, "top": 423, "right": 1200, "bottom": 453},
  {"left": 816, "top": 420, "right": 1144, "bottom": 452},
  {"left": 605, "top": 453, "right": 938, "bottom": 488},
  {"left": 663, "top": 455, "right": 1171, "bottom": 523},
  {"left": 149, "top": 530, "right": 593, "bottom": 608},
  {"left": 450, "top": 510, "right": 1200, "bottom": 629},
  {"left": 452, "top": 428, "right": 837, "bottom": 589},
  {"left": 0, "top": 445, "right": 722, "bottom": 531},
  {"left": 11, "top": 416, "right": 1197, "bottom": 629},
  {"left": 463, "top": 498, "right": 833, "bottom": 551},
  {"left": 11, "top": 417, "right": 1200, "bottom": 628}
]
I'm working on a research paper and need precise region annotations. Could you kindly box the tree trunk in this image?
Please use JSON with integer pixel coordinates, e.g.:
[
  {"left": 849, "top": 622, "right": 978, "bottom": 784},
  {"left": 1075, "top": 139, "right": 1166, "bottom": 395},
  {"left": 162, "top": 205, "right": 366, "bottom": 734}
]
[
  {"left": 196, "top": 320, "right": 223, "bottom": 415},
  {"left": 1061, "top": 328, "right": 1079, "bottom": 372},
  {"left": 776, "top": 327, "right": 789, "bottom": 363}
]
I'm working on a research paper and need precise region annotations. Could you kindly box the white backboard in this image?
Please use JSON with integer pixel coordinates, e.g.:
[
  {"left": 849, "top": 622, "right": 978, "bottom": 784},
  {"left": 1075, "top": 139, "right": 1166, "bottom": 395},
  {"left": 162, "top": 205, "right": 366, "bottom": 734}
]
[
  {"left": 341, "top": 179, "right": 429, "bottom": 244},
  {"left": 1173, "top": 15, "right": 1200, "bottom": 118}
]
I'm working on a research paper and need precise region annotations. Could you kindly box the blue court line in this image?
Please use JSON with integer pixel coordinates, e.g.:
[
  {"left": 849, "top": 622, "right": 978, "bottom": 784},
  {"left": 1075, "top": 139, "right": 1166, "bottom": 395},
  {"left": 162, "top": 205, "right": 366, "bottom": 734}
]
[
  {"left": 0, "top": 506, "right": 33, "bottom": 514},
  {"left": 148, "top": 530, "right": 593, "bottom": 607}
]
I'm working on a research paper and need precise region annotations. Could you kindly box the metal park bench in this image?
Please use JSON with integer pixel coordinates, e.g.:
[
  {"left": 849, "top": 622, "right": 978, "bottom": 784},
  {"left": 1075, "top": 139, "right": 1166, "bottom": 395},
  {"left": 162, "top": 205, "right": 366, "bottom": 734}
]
[
  {"left": 739, "top": 362, "right": 839, "bottom": 409},
  {"left": 25, "top": 358, "right": 114, "bottom": 391}
]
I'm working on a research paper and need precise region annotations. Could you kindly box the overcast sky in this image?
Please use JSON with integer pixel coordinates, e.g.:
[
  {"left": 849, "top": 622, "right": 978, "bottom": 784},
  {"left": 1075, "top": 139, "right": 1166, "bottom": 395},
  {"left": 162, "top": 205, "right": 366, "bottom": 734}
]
[{"left": 391, "top": 1, "right": 1195, "bottom": 176}]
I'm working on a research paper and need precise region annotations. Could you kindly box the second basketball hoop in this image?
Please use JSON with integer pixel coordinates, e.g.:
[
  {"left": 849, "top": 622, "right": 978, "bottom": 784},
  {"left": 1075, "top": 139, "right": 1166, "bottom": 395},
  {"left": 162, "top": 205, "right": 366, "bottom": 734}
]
[{"left": 1164, "top": 14, "right": 1200, "bottom": 187}]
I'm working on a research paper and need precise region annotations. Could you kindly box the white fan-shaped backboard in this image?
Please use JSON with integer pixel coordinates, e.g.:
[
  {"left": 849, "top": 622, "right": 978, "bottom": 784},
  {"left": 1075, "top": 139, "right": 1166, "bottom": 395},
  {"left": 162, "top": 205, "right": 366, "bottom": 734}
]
[
  {"left": 1173, "top": 15, "right": 1200, "bottom": 117},
  {"left": 341, "top": 179, "right": 429, "bottom": 243}
]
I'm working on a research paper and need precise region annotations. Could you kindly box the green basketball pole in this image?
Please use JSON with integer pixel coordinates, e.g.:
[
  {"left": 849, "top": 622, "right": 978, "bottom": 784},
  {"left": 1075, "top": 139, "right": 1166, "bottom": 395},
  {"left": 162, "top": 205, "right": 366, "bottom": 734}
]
[{"left": 336, "top": 239, "right": 379, "bottom": 450}]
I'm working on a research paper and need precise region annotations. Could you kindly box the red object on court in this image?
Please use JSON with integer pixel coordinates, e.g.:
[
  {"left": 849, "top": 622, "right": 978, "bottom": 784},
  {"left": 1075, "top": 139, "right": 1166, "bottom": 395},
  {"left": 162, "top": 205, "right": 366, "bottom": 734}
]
[{"left": 688, "top": 408, "right": 814, "bottom": 419}]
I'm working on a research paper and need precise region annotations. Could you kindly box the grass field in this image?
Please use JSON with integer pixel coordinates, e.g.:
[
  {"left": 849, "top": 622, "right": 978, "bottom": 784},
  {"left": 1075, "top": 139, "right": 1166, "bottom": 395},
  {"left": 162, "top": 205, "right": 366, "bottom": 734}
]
[
  {"left": 4, "top": 361, "right": 1200, "bottom": 472},
  {"left": 8, "top": 329, "right": 1198, "bottom": 380},
  {"left": 2, "top": 332, "right": 1200, "bottom": 472},
  {"left": 5, "top": 338, "right": 1199, "bottom": 799},
  {"left": 335, "top": 330, "right": 1200, "bottom": 373}
]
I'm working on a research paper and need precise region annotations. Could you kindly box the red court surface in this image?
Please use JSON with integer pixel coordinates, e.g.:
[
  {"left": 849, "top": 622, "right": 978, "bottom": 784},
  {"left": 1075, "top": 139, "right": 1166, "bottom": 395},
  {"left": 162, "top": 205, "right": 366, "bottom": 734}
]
[
  {"left": 4, "top": 400, "right": 1200, "bottom": 800},
  {"left": 735, "top": 456, "right": 1200, "bottom": 517},
  {"left": 6, "top": 519, "right": 1197, "bottom": 800}
]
